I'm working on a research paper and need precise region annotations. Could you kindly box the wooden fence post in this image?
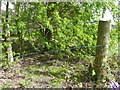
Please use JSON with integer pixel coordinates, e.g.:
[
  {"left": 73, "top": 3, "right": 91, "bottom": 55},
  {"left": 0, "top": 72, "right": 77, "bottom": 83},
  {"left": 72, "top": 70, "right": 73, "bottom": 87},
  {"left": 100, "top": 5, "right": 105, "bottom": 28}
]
[{"left": 93, "top": 20, "right": 111, "bottom": 81}]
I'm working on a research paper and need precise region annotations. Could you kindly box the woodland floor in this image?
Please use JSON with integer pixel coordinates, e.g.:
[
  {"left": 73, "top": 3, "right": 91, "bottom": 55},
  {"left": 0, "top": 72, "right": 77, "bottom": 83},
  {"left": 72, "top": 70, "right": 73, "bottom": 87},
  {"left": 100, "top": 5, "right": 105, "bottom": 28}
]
[{"left": 0, "top": 53, "right": 119, "bottom": 88}]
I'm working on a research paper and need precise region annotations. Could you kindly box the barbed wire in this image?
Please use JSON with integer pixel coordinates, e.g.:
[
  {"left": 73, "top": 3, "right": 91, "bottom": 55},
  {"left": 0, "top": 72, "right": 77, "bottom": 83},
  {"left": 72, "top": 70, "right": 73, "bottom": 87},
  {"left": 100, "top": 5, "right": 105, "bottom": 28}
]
[
  {"left": 1, "top": 20, "right": 117, "bottom": 39},
  {"left": 0, "top": 44, "right": 106, "bottom": 60},
  {"left": 3, "top": 20, "right": 99, "bottom": 32},
  {"left": 0, "top": 35, "right": 119, "bottom": 42},
  {"left": 1, "top": 42, "right": 118, "bottom": 60},
  {"left": 8, "top": 22, "right": 117, "bottom": 32},
  {"left": 12, "top": 44, "right": 108, "bottom": 58},
  {"left": 0, "top": 20, "right": 118, "bottom": 60}
]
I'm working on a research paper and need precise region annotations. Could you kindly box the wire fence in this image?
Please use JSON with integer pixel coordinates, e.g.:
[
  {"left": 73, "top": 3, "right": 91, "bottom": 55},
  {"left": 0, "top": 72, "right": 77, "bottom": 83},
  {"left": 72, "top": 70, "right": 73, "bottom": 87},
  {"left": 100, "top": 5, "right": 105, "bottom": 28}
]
[
  {"left": 3, "top": 19, "right": 116, "bottom": 34},
  {"left": 2, "top": 20, "right": 99, "bottom": 32},
  {"left": 1, "top": 41, "right": 118, "bottom": 60},
  {"left": 1, "top": 37, "right": 118, "bottom": 60},
  {"left": 0, "top": 35, "right": 119, "bottom": 41},
  {"left": 1, "top": 39, "right": 118, "bottom": 59},
  {"left": 0, "top": 20, "right": 118, "bottom": 60},
  {"left": 9, "top": 22, "right": 117, "bottom": 33},
  {"left": 13, "top": 44, "right": 106, "bottom": 58},
  {"left": 10, "top": 44, "right": 118, "bottom": 60}
]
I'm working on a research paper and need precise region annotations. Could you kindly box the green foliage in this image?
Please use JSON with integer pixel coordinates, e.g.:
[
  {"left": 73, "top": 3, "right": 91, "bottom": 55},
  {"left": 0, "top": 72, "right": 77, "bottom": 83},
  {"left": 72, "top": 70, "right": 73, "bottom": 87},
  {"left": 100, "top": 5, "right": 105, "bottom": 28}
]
[
  {"left": 1, "top": 2, "right": 118, "bottom": 87},
  {"left": 48, "top": 66, "right": 69, "bottom": 77},
  {"left": 51, "top": 78, "right": 65, "bottom": 87},
  {"left": 3, "top": 2, "right": 116, "bottom": 57},
  {"left": 1, "top": 83, "right": 13, "bottom": 88},
  {"left": 18, "top": 79, "right": 32, "bottom": 88}
]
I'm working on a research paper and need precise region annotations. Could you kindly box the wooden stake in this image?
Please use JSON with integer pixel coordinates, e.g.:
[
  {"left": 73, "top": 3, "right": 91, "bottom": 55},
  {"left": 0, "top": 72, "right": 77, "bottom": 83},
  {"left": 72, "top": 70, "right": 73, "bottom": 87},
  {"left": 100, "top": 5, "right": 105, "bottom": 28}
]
[{"left": 94, "top": 20, "right": 111, "bottom": 81}]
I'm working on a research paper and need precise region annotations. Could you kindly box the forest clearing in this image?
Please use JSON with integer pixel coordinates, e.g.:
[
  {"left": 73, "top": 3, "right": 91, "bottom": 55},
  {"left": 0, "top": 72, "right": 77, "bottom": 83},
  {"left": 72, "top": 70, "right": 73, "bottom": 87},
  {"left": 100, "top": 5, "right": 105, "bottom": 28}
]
[{"left": 0, "top": 1, "right": 119, "bottom": 88}]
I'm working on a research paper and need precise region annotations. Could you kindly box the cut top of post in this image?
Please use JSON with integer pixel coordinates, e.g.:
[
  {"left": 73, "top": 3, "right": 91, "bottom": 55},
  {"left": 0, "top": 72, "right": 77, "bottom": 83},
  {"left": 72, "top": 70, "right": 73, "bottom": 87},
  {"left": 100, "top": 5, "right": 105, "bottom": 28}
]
[{"left": 99, "top": 20, "right": 111, "bottom": 22}]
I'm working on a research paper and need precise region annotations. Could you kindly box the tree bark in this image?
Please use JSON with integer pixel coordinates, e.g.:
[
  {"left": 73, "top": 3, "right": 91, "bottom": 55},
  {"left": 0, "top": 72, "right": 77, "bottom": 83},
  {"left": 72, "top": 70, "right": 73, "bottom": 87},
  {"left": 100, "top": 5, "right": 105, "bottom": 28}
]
[
  {"left": 3, "top": 2, "right": 14, "bottom": 63},
  {"left": 15, "top": 2, "right": 25, "bottom": 58},
  {"left": 45, "top": 2, "right": 52, "bottom": 41}
]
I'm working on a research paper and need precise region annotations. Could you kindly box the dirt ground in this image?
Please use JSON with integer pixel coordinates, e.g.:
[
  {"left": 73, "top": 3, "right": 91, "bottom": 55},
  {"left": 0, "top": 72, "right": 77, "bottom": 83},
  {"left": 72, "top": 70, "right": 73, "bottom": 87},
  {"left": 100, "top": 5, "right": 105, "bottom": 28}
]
[{"left": 0, "top": 54, "right": 119, "bottom": 88}]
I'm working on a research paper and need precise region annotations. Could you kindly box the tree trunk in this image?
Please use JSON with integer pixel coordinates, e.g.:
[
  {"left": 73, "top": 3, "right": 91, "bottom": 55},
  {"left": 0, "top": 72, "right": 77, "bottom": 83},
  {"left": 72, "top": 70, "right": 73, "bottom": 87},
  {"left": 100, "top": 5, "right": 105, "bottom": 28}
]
[
  {"left": 93, "top": 20, "right": 111, "bottom": 82},
  {"left": 3, "top": 2, "right": 14, "bottom": 63},
  {"left": 6, "top": 2, "right": 14, "bottom": 63},
  {"left": 45, "top": 2, "right": 52, "bottom": 41},
  {"left": 15, "top": 2, "right": 25, "bottom": 58}
]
